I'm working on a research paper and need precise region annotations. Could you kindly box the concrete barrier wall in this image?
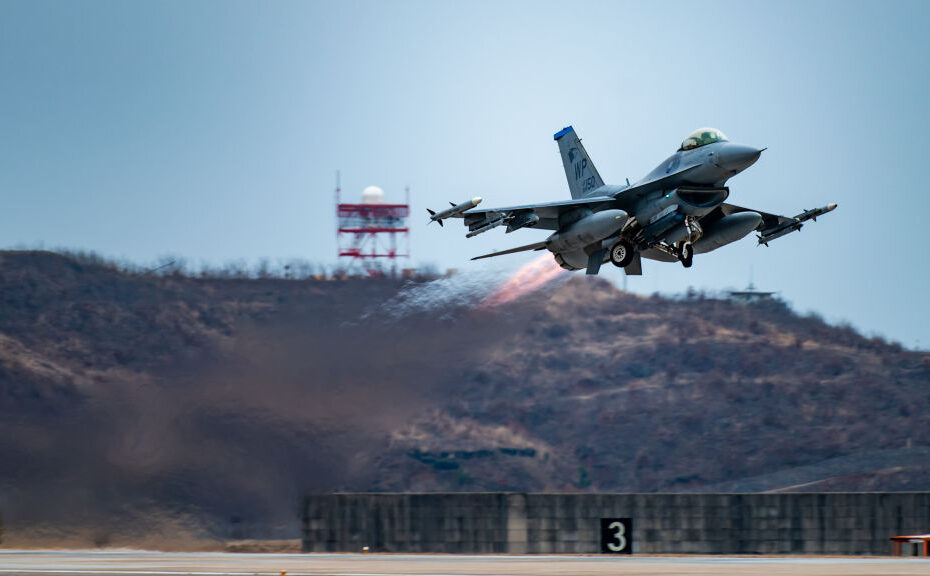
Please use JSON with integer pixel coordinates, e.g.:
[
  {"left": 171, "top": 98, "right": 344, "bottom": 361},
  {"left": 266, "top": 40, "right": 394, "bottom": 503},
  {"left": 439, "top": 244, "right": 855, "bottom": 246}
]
[{"left": 302, "top": 493, "right": 930, "bottom": 555}]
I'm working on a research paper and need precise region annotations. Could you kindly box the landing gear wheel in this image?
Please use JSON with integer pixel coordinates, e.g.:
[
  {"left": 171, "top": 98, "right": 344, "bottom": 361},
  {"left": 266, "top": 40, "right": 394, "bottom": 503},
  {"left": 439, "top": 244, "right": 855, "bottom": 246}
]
[
  {"left": 609, "top": 240, "right": 635, "bottom": 268},
  {"left": 679, "top": 242, "right": 694, "bottom": 268}
]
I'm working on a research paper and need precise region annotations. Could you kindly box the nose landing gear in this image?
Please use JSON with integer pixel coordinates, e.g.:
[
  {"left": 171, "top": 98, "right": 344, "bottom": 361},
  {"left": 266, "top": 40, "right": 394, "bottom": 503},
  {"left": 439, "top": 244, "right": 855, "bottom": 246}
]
[{"left": 678, "top": 242, "right": 694, "bottom": 268}]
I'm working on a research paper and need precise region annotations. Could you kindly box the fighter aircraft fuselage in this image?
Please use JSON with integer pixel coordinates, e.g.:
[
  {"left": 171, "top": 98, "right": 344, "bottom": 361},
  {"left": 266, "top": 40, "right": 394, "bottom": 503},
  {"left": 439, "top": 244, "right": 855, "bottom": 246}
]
[{"left": 431, "top": 126, "right": 835, "bottom": 276}]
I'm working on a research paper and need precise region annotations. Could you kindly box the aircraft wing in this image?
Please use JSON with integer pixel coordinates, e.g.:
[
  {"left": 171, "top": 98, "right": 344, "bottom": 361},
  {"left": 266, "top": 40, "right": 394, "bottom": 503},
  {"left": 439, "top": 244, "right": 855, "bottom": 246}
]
[
  {"left": 459, "top": 196, "right": 615, "bottom": 234},
  {"left": 445, "top": 163, "right": 704, "bottom": 235},
  {"left": 716, "top": 202, "right": 838, "bottom": 245},
  {"left": 618, "top": 164, "right": 705, "bottom": 202}
]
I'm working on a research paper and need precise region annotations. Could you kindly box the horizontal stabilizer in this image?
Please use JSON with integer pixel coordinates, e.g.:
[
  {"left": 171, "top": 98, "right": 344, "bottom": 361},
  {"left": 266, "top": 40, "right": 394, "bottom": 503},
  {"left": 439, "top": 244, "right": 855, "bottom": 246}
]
[{"left": 471, "top": 241, "right": 547, "bottom": 261}]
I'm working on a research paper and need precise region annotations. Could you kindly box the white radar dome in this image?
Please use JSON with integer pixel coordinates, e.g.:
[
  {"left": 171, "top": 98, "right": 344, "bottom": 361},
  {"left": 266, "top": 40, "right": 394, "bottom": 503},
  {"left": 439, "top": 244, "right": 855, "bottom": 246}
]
[{"left": 361, "top": 185, "right": 385, "bottom": 204}]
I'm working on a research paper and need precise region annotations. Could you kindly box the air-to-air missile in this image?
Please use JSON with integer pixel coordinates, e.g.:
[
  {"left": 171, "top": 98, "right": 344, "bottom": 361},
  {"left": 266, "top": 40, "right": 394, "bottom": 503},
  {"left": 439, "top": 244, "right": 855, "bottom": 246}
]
[
  {"left": 427, "top": 197, "right": 483, "bottom": 227},
  {"left": 758, "top": 203, "right": 837, "bottom": 246},
  {"left": 465, "top": 214, "right": 505, "bottom": 238}
]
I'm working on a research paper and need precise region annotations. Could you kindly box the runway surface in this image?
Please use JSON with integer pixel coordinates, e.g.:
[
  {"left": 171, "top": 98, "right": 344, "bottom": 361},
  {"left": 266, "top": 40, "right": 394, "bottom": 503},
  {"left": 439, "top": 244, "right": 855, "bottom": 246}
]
[{"left": 1, "top": 550, "right": 929, "bottom": 576}]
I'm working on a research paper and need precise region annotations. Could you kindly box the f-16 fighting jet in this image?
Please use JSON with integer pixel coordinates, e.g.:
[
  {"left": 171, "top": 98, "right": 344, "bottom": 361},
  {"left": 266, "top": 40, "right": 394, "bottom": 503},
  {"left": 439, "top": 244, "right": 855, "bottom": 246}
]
[{"left": 428, "top": 126, "right": 836, "bottom": 275}]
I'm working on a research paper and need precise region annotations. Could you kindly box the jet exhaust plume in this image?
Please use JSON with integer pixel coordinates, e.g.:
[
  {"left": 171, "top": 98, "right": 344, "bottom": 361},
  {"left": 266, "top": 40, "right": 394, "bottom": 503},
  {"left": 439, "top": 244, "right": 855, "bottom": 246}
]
[
  {"left": 481, "top": 254, "right": 567, "bottom": 308},
  {"left": 369, "top": 270, "right": 502, "bottom": 320},
  {"left": 367, "top": 254, "right": 566, "bottom": 320}
]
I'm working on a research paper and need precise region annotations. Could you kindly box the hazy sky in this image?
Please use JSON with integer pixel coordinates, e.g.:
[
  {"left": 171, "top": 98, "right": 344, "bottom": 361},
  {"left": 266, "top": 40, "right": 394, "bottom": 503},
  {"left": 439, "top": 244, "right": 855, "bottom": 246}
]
[{"left": 2, "top": 1, "right": 929, "bottom": 348}]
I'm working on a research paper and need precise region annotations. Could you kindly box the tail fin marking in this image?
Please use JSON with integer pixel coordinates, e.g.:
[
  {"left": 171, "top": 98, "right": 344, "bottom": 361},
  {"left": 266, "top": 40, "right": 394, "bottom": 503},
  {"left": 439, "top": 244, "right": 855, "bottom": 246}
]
[{"left": 554, "top": 125, "right": 605, "bottom": 199}]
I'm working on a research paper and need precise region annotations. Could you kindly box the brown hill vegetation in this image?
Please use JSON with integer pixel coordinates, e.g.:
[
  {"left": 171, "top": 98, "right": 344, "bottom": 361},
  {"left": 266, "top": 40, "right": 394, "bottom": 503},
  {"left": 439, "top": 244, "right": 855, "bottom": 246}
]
[{"left": 0, "top": 250, "right": 928, "bottom": 547}]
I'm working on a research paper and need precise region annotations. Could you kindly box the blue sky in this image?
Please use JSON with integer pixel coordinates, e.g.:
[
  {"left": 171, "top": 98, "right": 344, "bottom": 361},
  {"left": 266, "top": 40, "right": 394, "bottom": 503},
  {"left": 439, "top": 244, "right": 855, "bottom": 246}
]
[{"left": 1, "top": 0, "right": 929, "bottom": 348}]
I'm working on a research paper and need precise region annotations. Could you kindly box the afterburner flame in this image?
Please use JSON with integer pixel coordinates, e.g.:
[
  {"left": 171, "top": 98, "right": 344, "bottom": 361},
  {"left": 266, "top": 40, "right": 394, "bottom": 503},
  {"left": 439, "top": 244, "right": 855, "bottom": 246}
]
[{"left": 481, "top": 253, "right": 565, "bottom": 308}]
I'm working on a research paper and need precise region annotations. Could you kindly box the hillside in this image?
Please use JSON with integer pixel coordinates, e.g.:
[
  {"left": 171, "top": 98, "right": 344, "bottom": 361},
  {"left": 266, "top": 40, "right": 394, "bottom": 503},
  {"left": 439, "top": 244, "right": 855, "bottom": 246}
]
[{"left": 0, "top": 250, "right": 928, "bottom": 547}]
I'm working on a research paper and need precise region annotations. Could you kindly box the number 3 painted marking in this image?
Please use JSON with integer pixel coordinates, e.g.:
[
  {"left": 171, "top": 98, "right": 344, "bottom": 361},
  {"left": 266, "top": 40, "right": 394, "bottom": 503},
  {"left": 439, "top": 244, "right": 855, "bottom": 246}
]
[{"left": 607, "top": 521, "right": 626, "bottom": 551}]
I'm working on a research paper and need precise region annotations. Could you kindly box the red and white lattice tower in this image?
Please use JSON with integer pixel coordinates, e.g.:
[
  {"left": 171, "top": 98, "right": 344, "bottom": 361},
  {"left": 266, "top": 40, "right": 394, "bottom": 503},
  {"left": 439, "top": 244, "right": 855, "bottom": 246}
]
[{"left": 335, "top": 174, "right": 410, "bottom": 276}]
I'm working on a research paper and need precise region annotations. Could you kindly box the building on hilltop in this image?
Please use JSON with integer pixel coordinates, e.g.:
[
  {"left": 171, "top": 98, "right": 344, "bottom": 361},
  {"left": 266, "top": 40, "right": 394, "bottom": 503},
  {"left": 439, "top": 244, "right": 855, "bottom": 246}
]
[{"left": 728, "top": 282, "right": 776, "bottom": 304}]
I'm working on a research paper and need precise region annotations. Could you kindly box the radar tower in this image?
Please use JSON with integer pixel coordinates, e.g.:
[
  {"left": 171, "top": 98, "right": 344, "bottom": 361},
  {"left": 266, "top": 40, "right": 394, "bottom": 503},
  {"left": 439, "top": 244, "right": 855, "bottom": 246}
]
[{"left": 335, "top": 172, "right": 410, "bottom": 277}]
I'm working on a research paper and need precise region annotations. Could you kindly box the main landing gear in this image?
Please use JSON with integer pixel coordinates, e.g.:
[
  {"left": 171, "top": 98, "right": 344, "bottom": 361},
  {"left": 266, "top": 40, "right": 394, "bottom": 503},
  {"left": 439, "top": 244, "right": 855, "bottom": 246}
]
[
  {"left": 609, "top": 240, "right": 635, "bottom": 268},
  {"left": 609, "top": 239, "right": 693, "bottom": 269}
]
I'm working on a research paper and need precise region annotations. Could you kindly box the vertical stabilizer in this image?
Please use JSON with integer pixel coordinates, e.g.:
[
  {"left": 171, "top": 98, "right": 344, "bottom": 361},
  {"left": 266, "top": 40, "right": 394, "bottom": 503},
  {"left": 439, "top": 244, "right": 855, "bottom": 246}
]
[{"left": 554, "top": 126, "right": 605, "bottom": 199}]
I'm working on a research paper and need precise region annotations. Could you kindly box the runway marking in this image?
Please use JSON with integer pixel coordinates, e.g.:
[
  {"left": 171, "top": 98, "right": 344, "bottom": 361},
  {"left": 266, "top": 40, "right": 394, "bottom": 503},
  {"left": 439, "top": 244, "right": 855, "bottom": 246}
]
[
  {"left": 0, "top": 572, "right": 522, "bottom": 576},
  {"left": 2, "top": 568, "right": 930, "bottom": 576},
  {"left": 1, "top": 551, "right": 929, "bottom": 576}
]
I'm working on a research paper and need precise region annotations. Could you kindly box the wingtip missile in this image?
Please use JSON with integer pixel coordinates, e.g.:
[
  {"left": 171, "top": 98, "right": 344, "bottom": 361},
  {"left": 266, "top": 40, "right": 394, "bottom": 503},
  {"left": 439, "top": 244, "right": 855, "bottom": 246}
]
[
  {"left": 757, "top": 202, "right": 837, "bottom": 245},
  {"left": 798, "top": 202, "right": 838, "bottom": 223},
  {"left": 816, "top": 203, "right": 838, "bottom": 221},
  {"left": 428, "top": 197, "right": 482, "bottom": 225}
]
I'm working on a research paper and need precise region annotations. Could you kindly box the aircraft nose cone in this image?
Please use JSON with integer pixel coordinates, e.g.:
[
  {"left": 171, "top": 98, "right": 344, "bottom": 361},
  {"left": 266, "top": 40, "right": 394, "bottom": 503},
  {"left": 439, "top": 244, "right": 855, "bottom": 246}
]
[{"left": 716, "top": 143, "right": 764, "bottom": 172}]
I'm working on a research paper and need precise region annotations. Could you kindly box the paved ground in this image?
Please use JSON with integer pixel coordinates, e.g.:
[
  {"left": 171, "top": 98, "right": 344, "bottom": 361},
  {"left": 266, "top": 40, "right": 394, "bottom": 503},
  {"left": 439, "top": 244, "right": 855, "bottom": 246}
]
[{"left": 0, "top": 550, "right": 929, "bottom": 576}]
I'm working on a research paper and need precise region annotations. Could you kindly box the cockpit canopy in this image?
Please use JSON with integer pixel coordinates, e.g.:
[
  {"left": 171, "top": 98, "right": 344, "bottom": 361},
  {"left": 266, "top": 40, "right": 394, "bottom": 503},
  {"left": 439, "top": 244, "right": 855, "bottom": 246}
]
[{"left": 679, "top": 127, "right": 728, "bottom": 151}]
